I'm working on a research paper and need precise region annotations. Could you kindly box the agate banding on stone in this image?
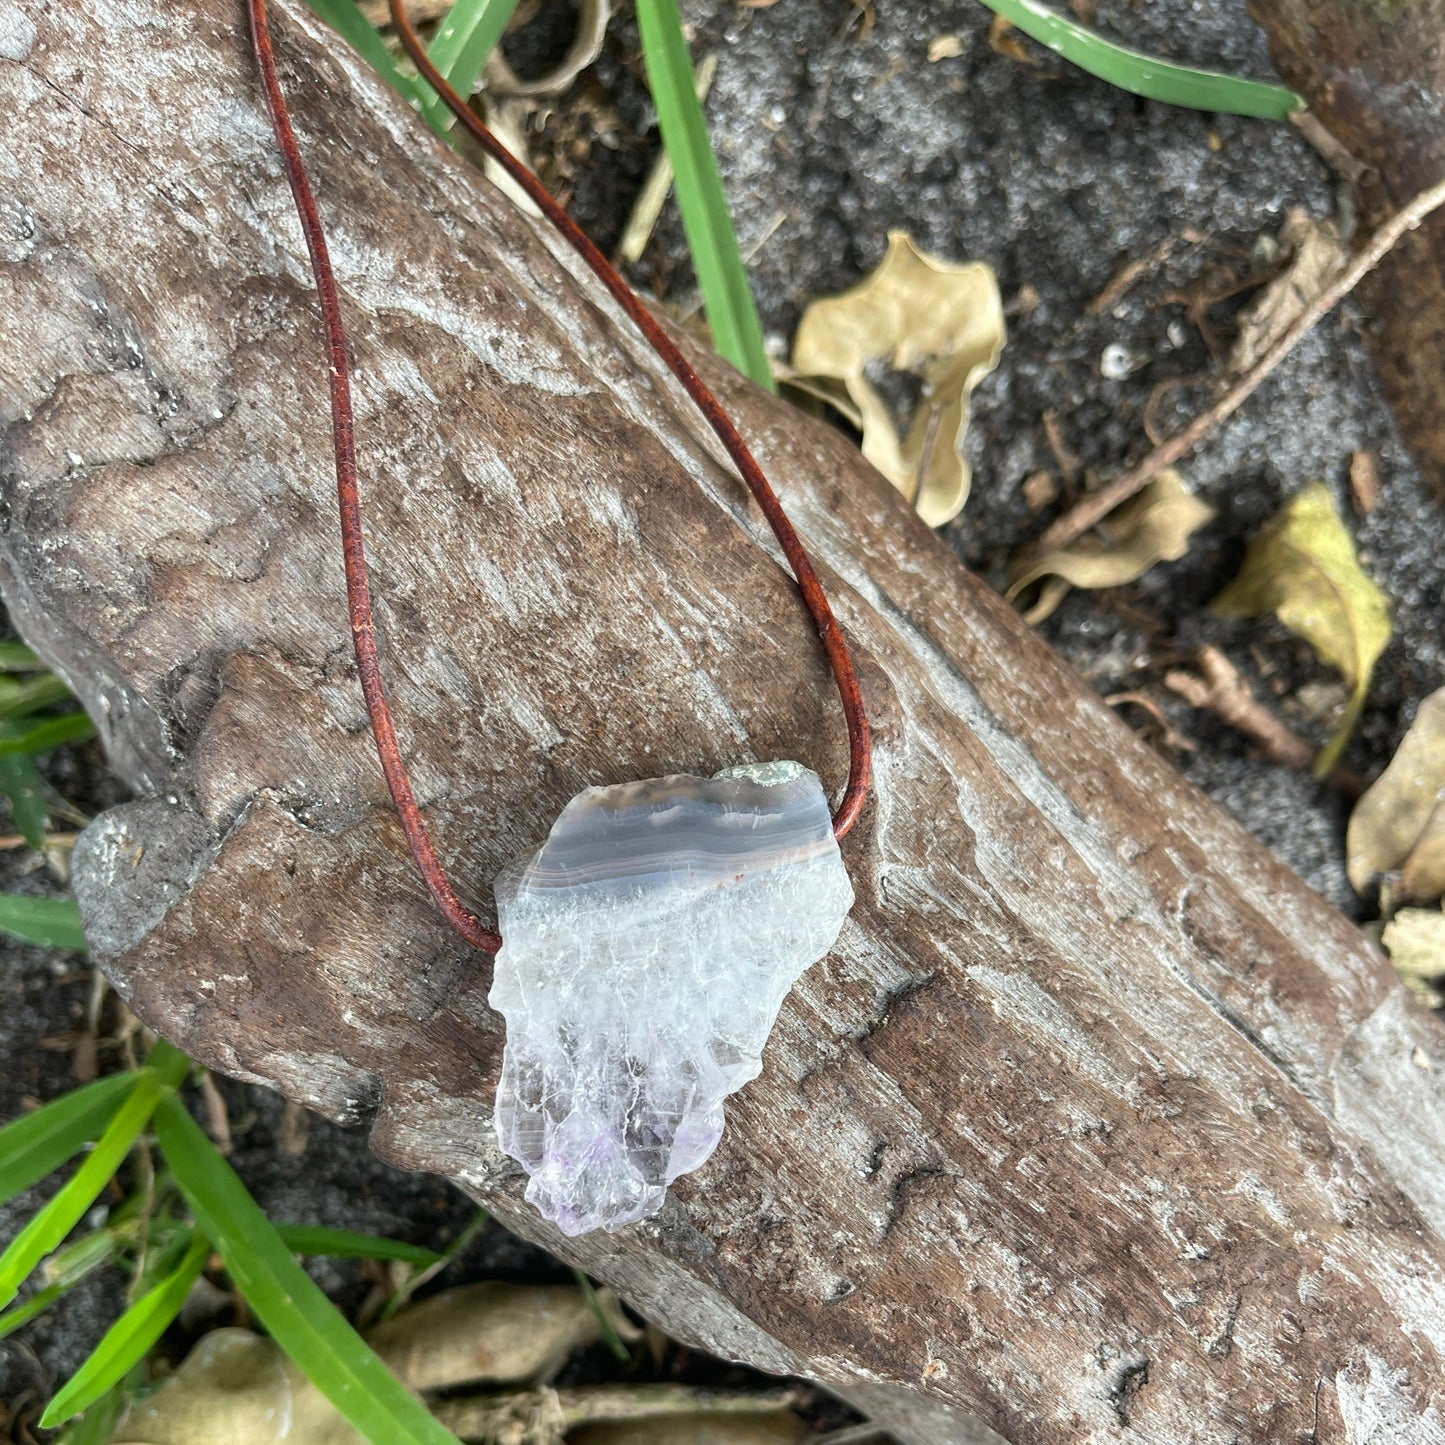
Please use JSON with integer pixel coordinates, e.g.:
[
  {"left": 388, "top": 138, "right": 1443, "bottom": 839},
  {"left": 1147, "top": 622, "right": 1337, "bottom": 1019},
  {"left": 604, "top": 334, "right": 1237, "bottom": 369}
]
[{"left": 489, "top": 761, "right": 853, "bottom": 1235}]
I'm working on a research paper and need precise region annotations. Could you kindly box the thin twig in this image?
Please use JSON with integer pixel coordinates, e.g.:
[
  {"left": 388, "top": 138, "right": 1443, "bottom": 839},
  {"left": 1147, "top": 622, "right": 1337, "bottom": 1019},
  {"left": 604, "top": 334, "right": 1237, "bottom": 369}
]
[
  {"left": 1349, "top": 448, "right": 1380, "bottom": 514},
  {"left": 1290, "top": 109, "right": 1369, "bottom": 187},
  {"left": 73, "top": 967, "right": 108, "bottom": 1083},
  {"left": 1104, "top": 690, "right": 1195, "bottom": 753},
  {"left": 1163, "top": 645, "right": 1365, "bottom": 797},
  {"left": 808, "top": 1424, "right": 895, "bottom": 1445},
  {"left": 278, "top": 1098, "right": 310, "bottom": 1157},
  {"left": 615, "top": 53, "right": 718, "bottom": 267},
  {"left": 1087, "top": 231, "right": 1185, "bottom": 316},
  {"left": 382, "top": 1207, "right": 490, "bottom": 1319},
  {"left": 197, "top": 1069, "right": 234, "bottom": 1154},
  {"left": 432, "top": 1383, "right": 802, "bottom": 1437},
  {"left": 1029, "top": 175, "right": 1445, "bottom": 558},
  {"left": 1041, "top": 408, "right": 1081, "bottom": 481}
]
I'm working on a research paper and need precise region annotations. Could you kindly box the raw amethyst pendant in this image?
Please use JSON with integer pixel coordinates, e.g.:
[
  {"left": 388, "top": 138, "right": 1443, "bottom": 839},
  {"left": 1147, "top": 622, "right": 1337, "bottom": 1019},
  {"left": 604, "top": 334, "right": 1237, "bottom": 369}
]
[{"left": 489, "top": 761, "right": 853, "bottom": 1235}]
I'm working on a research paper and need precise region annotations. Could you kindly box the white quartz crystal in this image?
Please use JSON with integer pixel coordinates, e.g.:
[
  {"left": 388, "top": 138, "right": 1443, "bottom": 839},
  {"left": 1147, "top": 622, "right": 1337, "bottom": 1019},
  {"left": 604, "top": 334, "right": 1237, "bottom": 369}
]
[{"left": 490, "top": 761, "right": 853, "bottom": 1235}]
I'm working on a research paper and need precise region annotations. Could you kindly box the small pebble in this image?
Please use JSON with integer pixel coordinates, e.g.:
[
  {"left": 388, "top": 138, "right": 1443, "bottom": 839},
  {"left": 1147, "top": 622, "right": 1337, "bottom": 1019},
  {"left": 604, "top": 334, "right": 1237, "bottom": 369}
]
[{"left": 1100, "top": 343, "right": 1143, "bottom": 380}]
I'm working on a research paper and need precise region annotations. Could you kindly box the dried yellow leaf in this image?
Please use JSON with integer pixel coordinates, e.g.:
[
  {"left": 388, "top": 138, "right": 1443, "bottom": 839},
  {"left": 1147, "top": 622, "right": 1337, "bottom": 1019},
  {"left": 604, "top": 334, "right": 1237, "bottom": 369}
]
[
  {"left": 368, "top": 1281, "right": 635, "bottom": 1390},
  {"left": 1006, "top": 469, "right": 1213, "bottom": 624},
  {"left": 1403, "top": 817, "right": 1445, "bottom": 903},
  {"left": 790, "top": 232, "right": 1004, "bottom": 527},
  {"left": 104, "top": 1328, "right": 348, "bottom": 1445},
  {"left": 1230, "top": 209, "right": 1347, "bottom": 374},
  {"left": 1347, "top": 687, "right": 1445, "bottom": 900},
  {"left": 1380, "top": 907, "right": 1445, "bottom": 1008},
  {"left": 106, "top": 1284, "right": 642, "bottom": 1445},
  {"left": 1211, "top": 482, "right": 1390, "bottom": 777},
  {"left": 772, "top": 366, "right": 864, "bottom": 430}
]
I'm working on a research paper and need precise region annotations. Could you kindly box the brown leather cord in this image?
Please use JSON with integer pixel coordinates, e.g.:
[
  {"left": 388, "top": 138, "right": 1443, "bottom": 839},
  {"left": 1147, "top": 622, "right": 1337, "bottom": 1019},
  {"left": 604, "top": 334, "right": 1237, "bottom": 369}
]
[
  {"left": 247, "top": 0, "right": 871, "bottom": 953},
  {"left": 249, "top": 0, "right": 501, "bottom": 951},
  {"left": 388, "top": 1, "right": 870, "bottom": 839}
]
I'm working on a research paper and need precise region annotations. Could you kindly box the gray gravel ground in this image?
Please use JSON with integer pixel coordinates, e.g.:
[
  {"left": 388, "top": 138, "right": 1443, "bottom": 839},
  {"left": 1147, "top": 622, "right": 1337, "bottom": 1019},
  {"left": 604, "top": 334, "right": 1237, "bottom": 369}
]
[
  {"left": 555, "top": 0, "right": 1442, "bottom": 906},
  {"left": 622, "top": 0, "right": 1442, "bottom": 913},
  {"left": 4, "top": 0, "right": 1443, "bottom": 1426}
]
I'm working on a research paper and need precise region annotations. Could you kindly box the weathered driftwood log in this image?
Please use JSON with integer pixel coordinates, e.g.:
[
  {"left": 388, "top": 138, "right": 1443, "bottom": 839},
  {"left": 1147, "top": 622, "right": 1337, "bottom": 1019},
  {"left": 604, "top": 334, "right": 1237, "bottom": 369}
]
[{"left": 5, "top": 4, "right": 1445, "bottom": 1441}]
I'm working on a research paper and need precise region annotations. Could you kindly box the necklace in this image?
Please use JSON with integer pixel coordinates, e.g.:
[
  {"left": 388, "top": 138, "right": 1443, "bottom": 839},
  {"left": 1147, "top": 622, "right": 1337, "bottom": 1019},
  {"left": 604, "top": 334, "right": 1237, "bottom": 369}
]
[{"left": 248, "top": 0, "right": 871, "bottom": 1234}]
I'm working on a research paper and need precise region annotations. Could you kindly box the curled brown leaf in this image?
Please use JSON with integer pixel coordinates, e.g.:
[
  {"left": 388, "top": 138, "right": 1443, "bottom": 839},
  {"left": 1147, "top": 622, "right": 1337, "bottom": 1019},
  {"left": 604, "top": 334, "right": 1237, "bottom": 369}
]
[
  {"left": 1347, "top": 687, "right": 1445, "bottom": 901},
  {"left": 790, "top": 233, "right": 1004, "bottom": 527},
  {"left": 1007, "top": 469, "right": 1213, "bottom": 624}
]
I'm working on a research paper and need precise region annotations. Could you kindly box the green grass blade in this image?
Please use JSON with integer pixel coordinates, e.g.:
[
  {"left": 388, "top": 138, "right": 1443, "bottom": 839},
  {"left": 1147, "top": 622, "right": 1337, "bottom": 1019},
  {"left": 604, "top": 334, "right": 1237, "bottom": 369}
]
[
  {"left": 0, "top": 1217, "right": 121, "bottom": 1340},
  {"left": 973, "top": 0, "right": 1301, "bottom": 119},
  {"left": 275, "top": 1225, "right": 443, "bottom": 1266},
  {"left": 571, "top": 1268, "right": 629, "bottom": 1362},
  {"left": 52, "top": 1368, "right": 138, "bottom": 1445},
  {"left": 0, "top": 1088, "right": 156, "bottom": 1308},
  {"left": 0, "top": 711, "right": 98, "bottom": 758},
  {"left": 381, "top": 1207, "right": 487, "bottom": 1319},
  {"left": 0, "top": 1073, "right": 137, "bottom": 1209},
  {"left": 0, "top": 753, "right": 49, "bottom": 849},
  {"left": 0, "top": 1281, "right": 68, "bottom": 1339},
  {"left": 142, "top": 1045, "right": 193, "bottom": 1104},
  {"left": 0, "top": 893, "right": 87, "bottom": 951},
  {"left": 0, "top": 1049, "right": 186, "bottom": 1310},
  {"left": 423, "top": 0, "right": 520, "bottom": 128},
  {"left": 0, "top": 672, "right": 72, "bottom": 720},
  {"left": 41, "top": 1234, "right": 208, "bottom": 1427},
  {"left": 301, "top": 0, "right": 432, "bottom": 116},
  {"left": 144, "top": 1043, "right": 194, "bottom": 1090},
  {"left": 634, "top": 0, "right": 773, "bottom": 389},
  {"left": 0, "top": 641, "right": 43, "bottom": 672},
  {"left": 154, "top": 1097, "right": 461, "bottom": 1445},
  {"left": 42, "top": 1226, "right": 123, "bottom": 1289},
  {"left": 132, "top": 1218, "right": 194, "bottom": 1293}
]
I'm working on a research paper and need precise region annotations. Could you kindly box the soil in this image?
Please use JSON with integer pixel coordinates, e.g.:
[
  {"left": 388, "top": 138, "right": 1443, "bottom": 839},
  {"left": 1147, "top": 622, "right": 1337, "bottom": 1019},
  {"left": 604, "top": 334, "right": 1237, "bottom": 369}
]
[{"left": 3, "top": 0, "right": 1442, "bottom": 1436}]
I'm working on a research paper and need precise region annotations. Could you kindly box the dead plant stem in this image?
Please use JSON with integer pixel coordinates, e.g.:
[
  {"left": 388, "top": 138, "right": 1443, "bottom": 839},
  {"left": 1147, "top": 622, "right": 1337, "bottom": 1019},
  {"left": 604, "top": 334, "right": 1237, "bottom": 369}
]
[
  {"left": 1031, "top": 174, "right": 1445, "bottom": 557},
  {"left": 1164, "top": 645, "right": 1365, "bottom": 798}
]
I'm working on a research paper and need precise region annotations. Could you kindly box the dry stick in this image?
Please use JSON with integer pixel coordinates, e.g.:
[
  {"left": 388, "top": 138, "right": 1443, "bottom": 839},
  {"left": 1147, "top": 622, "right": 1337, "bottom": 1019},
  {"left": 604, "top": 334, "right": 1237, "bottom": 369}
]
[
  {"left": 432, "top": 1384, "right": 801, "bottom": 1437},
  {"left": 808, "top": 1426, "right": 894, "bottom": 1445},
  {"left": 1164, "top": 647, "right": 1312, "bottom": 769},
  {"left": 196, "top": 1069, "right": 234, "bottom": 1154},
  {"left": 615, "top": 53, "right": 718, "bottom": 266},
  {"left": 1030, "top": 174, "right": 1445, "bottom": 558},
  {"left": 1164, "top": 645, "right": 1365, "bottom": 798}
]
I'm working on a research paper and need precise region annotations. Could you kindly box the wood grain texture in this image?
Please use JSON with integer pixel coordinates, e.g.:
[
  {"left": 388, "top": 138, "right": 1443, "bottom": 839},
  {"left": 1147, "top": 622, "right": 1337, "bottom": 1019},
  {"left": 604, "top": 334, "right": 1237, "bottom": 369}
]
[{"left": 4, "top": 3, "right": 1445, "bottom": 1440}]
